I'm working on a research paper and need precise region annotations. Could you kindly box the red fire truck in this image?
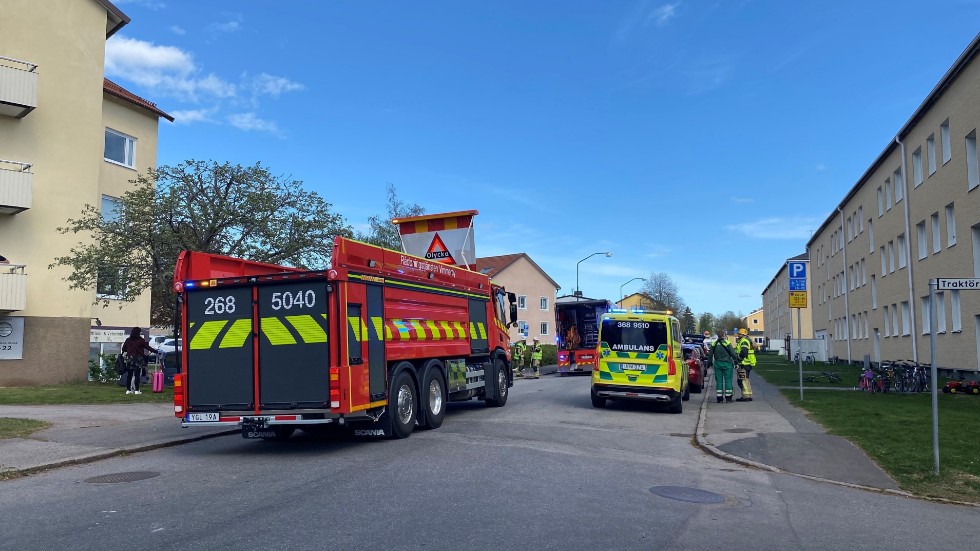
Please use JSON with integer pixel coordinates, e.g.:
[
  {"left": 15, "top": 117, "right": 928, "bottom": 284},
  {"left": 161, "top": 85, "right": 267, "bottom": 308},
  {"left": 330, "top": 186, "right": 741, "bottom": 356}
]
[
  {"left": 172, "top": 236, "right": 517, "bottom": 440},
  {"left": 555, "top": 295, "right": 611, "bottom": 376}
]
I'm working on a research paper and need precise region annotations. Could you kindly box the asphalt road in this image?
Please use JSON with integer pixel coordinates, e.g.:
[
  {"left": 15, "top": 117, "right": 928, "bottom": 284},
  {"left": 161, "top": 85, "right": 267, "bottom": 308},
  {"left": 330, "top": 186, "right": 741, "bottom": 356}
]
[{"left": 0, "top": 375, "right": 974, "bottom": 550}]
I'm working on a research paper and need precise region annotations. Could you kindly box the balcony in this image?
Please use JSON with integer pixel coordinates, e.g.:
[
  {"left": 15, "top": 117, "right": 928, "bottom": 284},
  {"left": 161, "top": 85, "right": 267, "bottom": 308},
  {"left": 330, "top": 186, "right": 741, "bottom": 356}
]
[
  {"left": 0, "top": 56, "right": 38, "bottom": 118},
  {"left": 0, "top": 160, "right": 32, "bottom": 214},
  {"left": 0, "top": 264, "right": 27, "bottom": 312}
]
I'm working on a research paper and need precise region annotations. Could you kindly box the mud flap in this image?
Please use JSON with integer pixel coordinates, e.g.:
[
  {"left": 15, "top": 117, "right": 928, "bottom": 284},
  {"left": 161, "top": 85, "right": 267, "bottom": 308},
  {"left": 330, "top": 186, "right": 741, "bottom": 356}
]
[
  {"left": 349, "top": 410, "right": 392, "bottom": 439},
  {"left": 482, "top": 360, "right": 499, "bottom": 402}
]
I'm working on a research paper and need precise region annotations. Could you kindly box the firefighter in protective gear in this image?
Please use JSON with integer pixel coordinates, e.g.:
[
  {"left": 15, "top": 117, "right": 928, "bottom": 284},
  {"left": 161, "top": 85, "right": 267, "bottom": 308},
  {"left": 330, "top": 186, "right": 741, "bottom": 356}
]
[
  {"left": 736, "top": 328, "right": 755, "bottom": 401},
  {"left": 710, "top": 330, "right": 738, "bottom": 402},
  {"left": 529, "top": 337, "right": 543, "bottom": 379},
  {"left": 512, "top": 338, "right": 528, "bottom": 378}
]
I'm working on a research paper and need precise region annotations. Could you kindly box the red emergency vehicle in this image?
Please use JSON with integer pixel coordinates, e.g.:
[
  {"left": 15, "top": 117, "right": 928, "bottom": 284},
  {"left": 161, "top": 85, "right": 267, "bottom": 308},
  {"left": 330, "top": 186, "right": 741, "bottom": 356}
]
[
  {"left": 555, "top": 295, "right": 611, "bottom": 376},
  {"left": 172, "top": 236, "right": 517, "bottom": 440}
]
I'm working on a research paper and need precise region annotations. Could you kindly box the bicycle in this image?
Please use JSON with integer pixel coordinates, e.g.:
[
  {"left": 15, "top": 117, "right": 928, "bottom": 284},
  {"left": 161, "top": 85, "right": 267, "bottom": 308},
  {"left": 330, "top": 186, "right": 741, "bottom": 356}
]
[{"left": 793, "top": 351, "right": 816, "bottom": 365}]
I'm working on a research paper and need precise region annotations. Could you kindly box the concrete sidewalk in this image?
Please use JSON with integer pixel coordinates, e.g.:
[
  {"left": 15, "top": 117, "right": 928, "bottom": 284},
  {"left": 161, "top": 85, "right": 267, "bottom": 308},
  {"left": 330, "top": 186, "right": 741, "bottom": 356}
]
[{"left": 696, "top": 369, "right": 901, "bottom": 491}]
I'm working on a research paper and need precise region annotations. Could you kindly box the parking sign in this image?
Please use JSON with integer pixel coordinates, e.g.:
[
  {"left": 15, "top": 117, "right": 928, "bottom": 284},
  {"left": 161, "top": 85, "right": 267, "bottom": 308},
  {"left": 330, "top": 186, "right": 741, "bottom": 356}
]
[{"left": 788, "top": 261, "right": 807, "bottom": 279}]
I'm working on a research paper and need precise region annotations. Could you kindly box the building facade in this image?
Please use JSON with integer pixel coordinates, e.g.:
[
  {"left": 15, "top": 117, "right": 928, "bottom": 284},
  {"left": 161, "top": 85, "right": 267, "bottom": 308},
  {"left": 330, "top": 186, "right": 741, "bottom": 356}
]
[
  {"left": 807, "top": 33, "right": 980, "bottom": 370},
  {"left": 741, "top": 308, "right": 765, "bottom": 349},
  {"left": 476, "top": 253, "right": 560, "bottom": 343},
  {"left": 762, "top": 254, "right": 814, "bottom": 353},
  {"left": 0, "top": 0, "right": 171, "bottom": 384}
]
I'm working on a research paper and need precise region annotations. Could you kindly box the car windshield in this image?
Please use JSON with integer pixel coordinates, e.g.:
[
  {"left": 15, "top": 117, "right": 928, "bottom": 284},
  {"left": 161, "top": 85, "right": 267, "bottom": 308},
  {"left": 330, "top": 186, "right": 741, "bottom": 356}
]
[
  {"left": 683, "top": 348, "right": 693, "bottom": 360},
  {"left": 599, "top": 319, "right": 668, "bottom": 353}
]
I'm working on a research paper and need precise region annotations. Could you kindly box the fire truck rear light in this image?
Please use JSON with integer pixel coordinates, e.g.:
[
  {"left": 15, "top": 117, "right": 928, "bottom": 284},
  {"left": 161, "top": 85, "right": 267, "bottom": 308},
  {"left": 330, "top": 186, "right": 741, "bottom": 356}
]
[
  {"left": 331, "top": 401, "right": 340, "bottom": 408},
  {"left": 175, "top": 406, "right": 183, "bottom": 413}
]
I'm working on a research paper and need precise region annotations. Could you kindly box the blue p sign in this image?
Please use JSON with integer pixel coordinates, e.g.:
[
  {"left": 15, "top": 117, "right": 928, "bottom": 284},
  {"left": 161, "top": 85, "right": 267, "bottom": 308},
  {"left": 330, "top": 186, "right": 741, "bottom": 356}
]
[{"left": 788, "top": 261, "right": 807, "bottom": 279}]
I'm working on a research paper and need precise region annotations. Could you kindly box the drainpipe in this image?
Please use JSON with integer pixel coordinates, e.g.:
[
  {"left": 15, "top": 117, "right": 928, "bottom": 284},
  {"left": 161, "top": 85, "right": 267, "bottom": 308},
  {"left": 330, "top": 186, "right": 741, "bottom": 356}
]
[
  {"left": 839, "top": 207, "right": 852, "bottom": 363},
  {"left": 896, "top": 135, "right": 918, "bottom": 363}
]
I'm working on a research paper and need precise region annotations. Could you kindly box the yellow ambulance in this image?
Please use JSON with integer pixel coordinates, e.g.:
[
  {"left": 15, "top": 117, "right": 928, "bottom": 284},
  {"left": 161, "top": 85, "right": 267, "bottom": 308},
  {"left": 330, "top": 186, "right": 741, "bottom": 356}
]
[{"left": 591, "top": 309, "right": 690, "bottom": 413}]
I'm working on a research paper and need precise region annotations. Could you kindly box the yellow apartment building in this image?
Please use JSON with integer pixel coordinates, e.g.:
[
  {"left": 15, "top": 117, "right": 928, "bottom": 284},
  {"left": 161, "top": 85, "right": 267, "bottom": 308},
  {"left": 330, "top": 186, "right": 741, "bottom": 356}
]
[{"left": 476, "top": 253, "right": 560, "bottom": 343}]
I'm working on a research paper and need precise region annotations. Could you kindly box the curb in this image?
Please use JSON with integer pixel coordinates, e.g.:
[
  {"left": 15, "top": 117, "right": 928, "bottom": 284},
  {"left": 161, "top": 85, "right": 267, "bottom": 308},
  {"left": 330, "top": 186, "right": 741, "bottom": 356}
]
[
  {"left": 0, "top": 428, "right": 238, "bottom": 481},
  {"left": 693, "top": 372, "right": 980, "bottom": 508}
]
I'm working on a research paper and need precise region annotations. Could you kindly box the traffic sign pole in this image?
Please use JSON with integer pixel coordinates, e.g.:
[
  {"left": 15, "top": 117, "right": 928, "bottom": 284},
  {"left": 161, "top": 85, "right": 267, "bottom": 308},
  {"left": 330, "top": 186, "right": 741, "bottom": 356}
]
[{"left": 929, "top": 279, "right": 939, "bottom": 476}]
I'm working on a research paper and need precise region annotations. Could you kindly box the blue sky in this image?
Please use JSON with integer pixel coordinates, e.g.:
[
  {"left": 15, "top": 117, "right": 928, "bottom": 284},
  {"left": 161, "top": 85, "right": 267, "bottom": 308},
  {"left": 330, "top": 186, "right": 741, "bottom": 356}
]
[{"left": 108, "top": 0, "right": 980, "bottom": 317}]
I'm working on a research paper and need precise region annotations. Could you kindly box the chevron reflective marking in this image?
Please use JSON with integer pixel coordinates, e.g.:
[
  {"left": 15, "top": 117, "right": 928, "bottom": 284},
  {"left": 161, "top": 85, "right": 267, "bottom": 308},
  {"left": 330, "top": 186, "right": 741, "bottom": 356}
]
[
  {"left": 477, "top": 322, "right": 487, "bottom": 340},
  {"left": 190, "top": 320, "right": 228, "bottom": 350},
  {"left": 451, "top": 322, "right": 466, "bottom": 338},
  {"left": 219, "top": 318, "right": 252, "bottom": 348},
  {"left": 439, "top": 321, "right": 454, "bottom": 339},
  {"left": 348, "top": 317, "right": 369, "bottom": 342},
  {"left": 408, "top": 320, "right": 427, "bottom": 339},
  {"left": 425, "top": 320, "right": 442, "bottom": 340},
  {"left": 286, "top": 315, "right": 328, "bottom": 343},
  {"left": 261, "top": 317, "right": 297, "bottom": 345},
  {"left": 370, "top": 316, "right": 388, "bottom": 341},
  {"left": 469, "top": 322, "right": 478, "bottom": 339}
]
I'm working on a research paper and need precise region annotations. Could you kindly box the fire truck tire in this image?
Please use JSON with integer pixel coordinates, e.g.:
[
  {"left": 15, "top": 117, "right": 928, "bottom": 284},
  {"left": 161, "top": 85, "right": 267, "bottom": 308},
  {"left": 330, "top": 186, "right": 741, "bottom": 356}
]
[
  {"left": 484, "top": 358, "right": 509, "bottom": 407},
  {"left": 389, "top": 369, "right": 418, "bottom": 439},
  {"left": 420, "top": 365, "right": 446, "bottom": 430}
]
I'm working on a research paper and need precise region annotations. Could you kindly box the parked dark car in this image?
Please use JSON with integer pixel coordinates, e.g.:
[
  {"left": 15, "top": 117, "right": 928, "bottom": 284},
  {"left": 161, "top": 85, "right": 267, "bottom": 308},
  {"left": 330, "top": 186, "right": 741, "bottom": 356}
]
[{"left": 682, "top": 344, "right": 707, "bottom": 393}]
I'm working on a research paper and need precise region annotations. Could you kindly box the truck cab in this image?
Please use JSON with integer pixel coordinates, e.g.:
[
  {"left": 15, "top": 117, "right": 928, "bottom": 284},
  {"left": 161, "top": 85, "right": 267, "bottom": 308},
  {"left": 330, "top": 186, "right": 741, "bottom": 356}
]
[{"left": 590, "top": 309, "right": 689, "bottom": 413}]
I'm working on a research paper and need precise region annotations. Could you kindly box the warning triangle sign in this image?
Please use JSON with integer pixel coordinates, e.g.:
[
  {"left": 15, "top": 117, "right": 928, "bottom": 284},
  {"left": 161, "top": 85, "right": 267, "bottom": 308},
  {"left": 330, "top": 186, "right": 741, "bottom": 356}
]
[{"left": 424, "top": 233, "right": 456, "bottom": 264}]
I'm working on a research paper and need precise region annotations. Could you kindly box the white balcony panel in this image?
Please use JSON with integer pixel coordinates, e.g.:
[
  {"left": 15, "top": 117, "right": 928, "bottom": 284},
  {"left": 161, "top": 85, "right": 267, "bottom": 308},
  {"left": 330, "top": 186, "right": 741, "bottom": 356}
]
[
  {"left": 0, "top": 266, "right": 27, "bottom": 312},
  {"left": 0, "top": 59, "right": 39, "bottom": 118},
  {"left": 0, "top": 164, "right": 32, "bottom": 214}
]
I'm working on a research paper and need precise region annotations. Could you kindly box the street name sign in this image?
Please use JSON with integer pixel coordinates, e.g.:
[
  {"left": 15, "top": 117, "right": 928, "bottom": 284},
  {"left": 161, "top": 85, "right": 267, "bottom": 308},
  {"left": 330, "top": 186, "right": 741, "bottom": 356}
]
[
  {"left": 788, "top": 291, "right": 807, "bottom": 309},
  {"left": 936, "top": 278, "right": 980, "bottom": 290}
]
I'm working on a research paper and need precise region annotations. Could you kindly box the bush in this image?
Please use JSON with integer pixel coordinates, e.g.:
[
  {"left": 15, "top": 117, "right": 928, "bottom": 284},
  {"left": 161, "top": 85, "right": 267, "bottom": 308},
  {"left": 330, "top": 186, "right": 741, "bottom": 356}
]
[
  {"left": 87, "top": 353, "right": 119, "bottom": 384},
  {"left": 540, "top": 344, "right": 557, "bottom": 365}
]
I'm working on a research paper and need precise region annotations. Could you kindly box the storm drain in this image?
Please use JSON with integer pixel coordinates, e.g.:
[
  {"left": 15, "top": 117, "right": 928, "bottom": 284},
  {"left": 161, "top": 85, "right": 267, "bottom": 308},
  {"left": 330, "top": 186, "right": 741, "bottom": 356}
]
[
  {"left": 649, "top": 486, "right": 726, "bottom": 504},
  {"left": 84, "top": 471, "right": 160, "bottom": 484},
  {"left": 724, "top": 428, "right": 754, "bottom": 433},
  {"left": 669, "top": 433, "right": 694, "bottom": 438}
]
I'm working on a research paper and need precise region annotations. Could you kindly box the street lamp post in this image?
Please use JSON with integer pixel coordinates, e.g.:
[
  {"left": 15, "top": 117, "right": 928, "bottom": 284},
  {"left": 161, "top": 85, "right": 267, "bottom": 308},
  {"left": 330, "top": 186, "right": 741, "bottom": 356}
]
[
  {"left": 575, "top": 251, "right": 612, "bottom": 298},
  {"left": 619, "top": 277, "right": 646, "bottom": 305}
]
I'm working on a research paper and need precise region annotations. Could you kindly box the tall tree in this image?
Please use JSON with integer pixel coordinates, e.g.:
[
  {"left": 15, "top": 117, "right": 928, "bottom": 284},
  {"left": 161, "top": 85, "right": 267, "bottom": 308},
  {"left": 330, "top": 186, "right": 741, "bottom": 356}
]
[
  {"left": 639, "top": 271, "right": 685, "bottom": 314},
  {"left": 716, "top": 311, "right": 746, "bottom": 334},
  {"left": 355, "top": 183, "right": 425, "bottom": 250},
  {"left": 52, "top": 160, "right": 352, "bottom": 326},
  {"left": 697, "top": 312, "right": 716, "bottom": 334},
  {"left": 682, "top": 307, "right": 696, "bottom": 334}
]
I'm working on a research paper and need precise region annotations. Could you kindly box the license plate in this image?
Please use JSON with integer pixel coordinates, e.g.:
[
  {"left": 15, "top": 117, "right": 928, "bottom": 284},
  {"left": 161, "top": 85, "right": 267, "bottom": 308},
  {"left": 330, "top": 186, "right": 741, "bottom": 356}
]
[
  {"left": 621, "top": 364, "right": 646, "bottom": 372},
  {"left": 186, "top": 413, "right": 219, "bottom": 422}
]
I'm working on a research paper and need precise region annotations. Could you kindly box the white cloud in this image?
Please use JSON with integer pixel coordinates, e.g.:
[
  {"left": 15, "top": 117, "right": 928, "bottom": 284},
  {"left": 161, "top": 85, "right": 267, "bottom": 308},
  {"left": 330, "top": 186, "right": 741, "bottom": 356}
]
[
  {"left": 170, "top": 107, "right": 217, "bottom": 125},
  {"left": 227, "top": 112, "right": 280, "bottom": 134},
  {"left": 726, "top": 217, "right": 821, "bottom": 240},
  {"left": 250, "top": 73, "right": 305, "bottom": 97},
  {"left": 648, "top": 2, "right": 680, "bottom": 26},
  {"left": 208, "top": 13, "right": 244, "bottom": 36},
  {"left": 170, "top": 25, "right": 186, "bottom": 35},
  {"left": 105, "top": 36, "right": 236, "bottom": 102},
  {"left": 614, "top": 1, "right": 682, "bottom": 44}
]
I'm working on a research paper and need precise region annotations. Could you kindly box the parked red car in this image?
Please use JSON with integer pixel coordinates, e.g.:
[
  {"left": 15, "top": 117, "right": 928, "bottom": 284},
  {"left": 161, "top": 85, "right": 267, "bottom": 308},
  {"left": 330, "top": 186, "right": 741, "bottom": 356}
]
[{"left": 683, "top": 344, "right": 707, "bottom": 393}]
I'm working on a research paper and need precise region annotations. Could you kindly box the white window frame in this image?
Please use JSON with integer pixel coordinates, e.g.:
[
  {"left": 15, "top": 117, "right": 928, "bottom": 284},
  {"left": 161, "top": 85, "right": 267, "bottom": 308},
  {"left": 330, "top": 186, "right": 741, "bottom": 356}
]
[
  {"left": 517, "top": 320, "right": 528, "bottom": 335},
  {"left": 936, "top": 291, "right": 947, "bottom": 334},
  {"left": 883, "top": 305, "right": 891, "bottom": 337},
  {"left": 888, "top": 241, "right": 895, "bottom": 273},
  {"left": 966, "top": 130, "right": 978, "bottom": 191},
  {"left": 539, "top": 321, "right": 549, "bottom": 336},
  {"left": 941, "top": 119, "right": 951, "bottom": 164},
  {"left": 951, "top": 290, "right": 962, "bottom": 332},
  {"left": 869, "top": 220, "right": 874, "bottom": 253},
  {"left": 104, "top": 128, "right": 136, "bottom": 169},
  {"left": 861, "top": 258, "right": 866, "bottom": 286},
  {"left": 96, "top": 266, "right": 129, "bottom": 300},
  {"left": 927, "top": 134, "right": 937, "bottom": 175},
  {"left": 894, "top": 169, "right": 904, "bottom": 202},
  {"left": 901, "top": 301, "right": 910, "bottom": 336},
  {"left": 945, "top": 203, "right": 956, "bottom": 247},
  {"left": 891, "top": 304, "right": 899, "bottom": 337},
  {"left": 871, "top": 275, "right": 877, "bottom": 310},
  {"left": 931, "top": 213, "right": 941, "bottom": 254},
  {"left": 897, "top": 234, "right": 907, "bottom": 269},
  {"left": 877, "top": 187, "right": 883, "bottom": 216},
  {"left": 539, "top": 296, "right": 548, "bottom": 311},
  {"left": 916, "top": 221, "right": 927, "bottom": 260},
  {"left": 912, "top": 149, "right": 923, "bottom": 188},
  {"left": 859, "top": 207, "right": 864, "bottom": 232},
  {"left": 517, "top": 295, "right": 527, "bottom": 310},
  {"left": 885, "top": 179, "right": 893, "bottom": 210},
  {"left": 920, "top": 296, "right": 931, "bottom": 335},
  {"left": 880, "top": 246, "right": 887, "bottom": 275}
]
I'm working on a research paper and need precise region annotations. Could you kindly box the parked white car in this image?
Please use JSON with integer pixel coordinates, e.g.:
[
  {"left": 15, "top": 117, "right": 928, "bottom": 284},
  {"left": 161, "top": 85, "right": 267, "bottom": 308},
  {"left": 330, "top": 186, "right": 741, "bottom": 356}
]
[{"left": 157, "top": 338, "right": 181, "bottom": 355}]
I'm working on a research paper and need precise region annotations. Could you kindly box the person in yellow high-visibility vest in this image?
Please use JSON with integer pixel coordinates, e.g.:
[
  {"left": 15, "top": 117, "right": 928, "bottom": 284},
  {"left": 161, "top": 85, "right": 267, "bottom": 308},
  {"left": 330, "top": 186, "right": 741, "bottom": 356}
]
[
  {"left": 529, "top": 337, "right": 543, "bottom": 379},
  {"left": 512, "top": 338, "right": 528, "bottom": 378},
  {"left": 736, "top": 328, "right": 755, "bottom": 401}
]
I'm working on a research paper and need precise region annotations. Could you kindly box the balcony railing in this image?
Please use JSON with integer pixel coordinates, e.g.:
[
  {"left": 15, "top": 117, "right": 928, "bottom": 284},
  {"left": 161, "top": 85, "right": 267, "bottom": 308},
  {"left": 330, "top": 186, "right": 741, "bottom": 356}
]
[
  {"left": 0, "top": 55, "right": 38, "bottom": 118},
  {"left": 0, "top": 160, "right": 32, "bottom": 214},
  {"left": 0, "top": 264, "right": 27, "bottom": 312}
]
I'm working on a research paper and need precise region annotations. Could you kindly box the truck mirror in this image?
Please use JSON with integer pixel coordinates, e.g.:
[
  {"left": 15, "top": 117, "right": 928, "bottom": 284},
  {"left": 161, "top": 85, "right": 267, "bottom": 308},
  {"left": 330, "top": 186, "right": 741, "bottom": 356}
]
[
  {"left": 509, "top": 303, "right": 518, "bottom": 326},
  {"left": 507, "top": 292, "right": 516, "bottom": 303}
]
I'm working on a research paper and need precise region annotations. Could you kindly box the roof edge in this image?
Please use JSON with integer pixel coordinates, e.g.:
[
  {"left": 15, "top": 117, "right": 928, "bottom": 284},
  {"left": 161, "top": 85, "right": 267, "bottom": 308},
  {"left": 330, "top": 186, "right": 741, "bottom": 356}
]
[
  {"left": 96, "top": 0, "right": 130, "bottom": 37},
  {"left": 491, "top": 253, "right": 561, "bottom": 290}
]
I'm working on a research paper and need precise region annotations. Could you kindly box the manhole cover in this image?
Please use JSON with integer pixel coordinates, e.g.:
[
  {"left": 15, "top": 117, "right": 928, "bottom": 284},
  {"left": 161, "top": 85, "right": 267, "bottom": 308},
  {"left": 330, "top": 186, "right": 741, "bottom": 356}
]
[
  {"left": 84, "top": 471, "right": 160, "bottom": 484},
  {"left": 724, "top": 428, "right": 754, "bottom": 433},
  {"left": 649, "top": 486, "right": 726, "bottom": 504},
  {"left": 669, "top": 433, "right": 693, "bottom": 437}
]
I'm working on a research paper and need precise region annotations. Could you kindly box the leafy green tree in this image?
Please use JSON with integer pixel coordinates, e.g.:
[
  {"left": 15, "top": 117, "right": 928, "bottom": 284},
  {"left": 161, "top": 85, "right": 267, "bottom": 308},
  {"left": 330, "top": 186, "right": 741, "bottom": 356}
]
[
  {"left": 355, "top": 183, "right": 425, "bottom": 250},
  {"left": 52, "top": 160, "right": 352, "bottom": 326},
  {"left": 697, "top": 312, "right": 716, "bottom": 334},
  {"left": 716, "top": 311, "right": 747, "bottom": 334},
  {"left": 682, "top": 307, "right": 696, "bottom": 334}
]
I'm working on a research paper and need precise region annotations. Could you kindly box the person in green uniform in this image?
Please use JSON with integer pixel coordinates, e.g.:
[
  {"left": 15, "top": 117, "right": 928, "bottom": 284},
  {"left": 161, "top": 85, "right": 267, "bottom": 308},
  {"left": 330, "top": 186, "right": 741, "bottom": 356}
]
[
  {"left": 529, "top": 337, "right": 543, "bottom": 379},
  {"left": 710, "top": 330, "right": 738, "bottom": 403},
  {"left": 513, "top": 338, "right": 527, "bottom": 378}
]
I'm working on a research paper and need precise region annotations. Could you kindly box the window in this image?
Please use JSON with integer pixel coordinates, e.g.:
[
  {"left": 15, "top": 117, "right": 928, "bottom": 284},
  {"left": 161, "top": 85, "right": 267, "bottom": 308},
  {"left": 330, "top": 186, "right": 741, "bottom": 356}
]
[
  {"left": 898, "top": 234, "right": 907, "bottom": 268},
  {"left": 916, "top": 221, "right": 927, "bottom": 260},
  {"left": 883, "top": 305, "right": 891, "bottom": 337},
  {"left": 859, "top": 207, "right": 864, "bottom": 232},
  {"left": 880, "top": 246, "right": 887, "bottom": 275},
  {"left": 101, "top": 195, "right": 121, "bottom": 222},
  {"left": 894, "top": 169, "right": 903, "bottom": 202},
  {"left": 941, "top": 119, "right": 951, "bottom": 164},
  {"left": 97, "top": 266, "right": 128, "bottom": 298},
  {"left": 846, "top": 217, "right": 852, "bottom": 241},
  {"left": 967, "top": 130, "right": 979, "bottom": 190},
  {"left": 539, "top": 321, "right": 549, "bottom": 336},
  {"left": 927, "top": 134, "right": 937, "bottom": 175},
  {"left": 937, "top": 291, "right": 947, "bottom": 334},
  {"left": 921, "top": 296, "right": 931, "bottom": 334},
  {"left": 885, "top": 179, "right": 892, "bottom": 210},
  {"left": 891, "top": 304, "right": 899, "bottom": 337},
  {"left": 946, "top": 203, "right": 956, "bottom": 247},
  {"left": 517, "top": 295, "right": 527, "bottom": 310},
  {"left": 539, "top": 297, "right": 548, "bottom": 310},
  {"left": 864, "top": 312, "right": 869, "bottom": 339},
  {"left": 912, "top": 150, "right": 923, "bottom": 187},
  {"left": 931, "top": 213, "right": 941, "bottom": 254},
  {"left": 887, "top": 241, "right": 895, "bottom": 273},
  {"left": 861, "top": 258, "right": 866, "bottom": 285},
  {"left": 951, "top": 290, "right": 962, "bottom": 332},
  {"left": 517, "top": 320, "right": 528, "bottom": 335},
  {"left": 869, "top": 220, "right": 874, "bottom": 252},
  {"left": 104, "top": 128, "right": 136, "bottom": 168},
  {"left": 877, "top": 186, "right": 883, "bottom": 216},
  {"left": 901, "top": 301, "right": 910, "bottom": 336},
  {"left": 871, "top": 275, "right": 877, "bottom": 309}
]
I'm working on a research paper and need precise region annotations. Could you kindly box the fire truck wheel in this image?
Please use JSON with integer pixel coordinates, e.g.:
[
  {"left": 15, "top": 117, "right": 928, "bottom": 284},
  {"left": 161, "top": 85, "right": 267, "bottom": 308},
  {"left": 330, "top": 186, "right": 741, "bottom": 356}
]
[
  {"left": 484, "top": 358, "right": 509, "bottom": 407},
  {"left": 420, "top": 366, "right": 446, "bottom": 430},
  {"left": 389, "top": 369, "right": 418, "bottom": 439}
]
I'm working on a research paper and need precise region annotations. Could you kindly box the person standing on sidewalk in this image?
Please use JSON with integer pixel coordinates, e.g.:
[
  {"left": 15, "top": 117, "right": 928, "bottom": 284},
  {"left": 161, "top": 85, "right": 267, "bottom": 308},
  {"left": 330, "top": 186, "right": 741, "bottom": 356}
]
[
  {"left": 121, "top": 327, "right": 160, "bottom": 395},
  {"left": 512, "top": 338, "right": 528, "bottom": 378},
  {"left": 529, "top": 337, "right": 543, "bottom": 379},
  {"left": 736, "top": 328, "right": 755, "bottom": 401},
  {"left": 710, "top": 330, "right": 738, "bottom": 403}
]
